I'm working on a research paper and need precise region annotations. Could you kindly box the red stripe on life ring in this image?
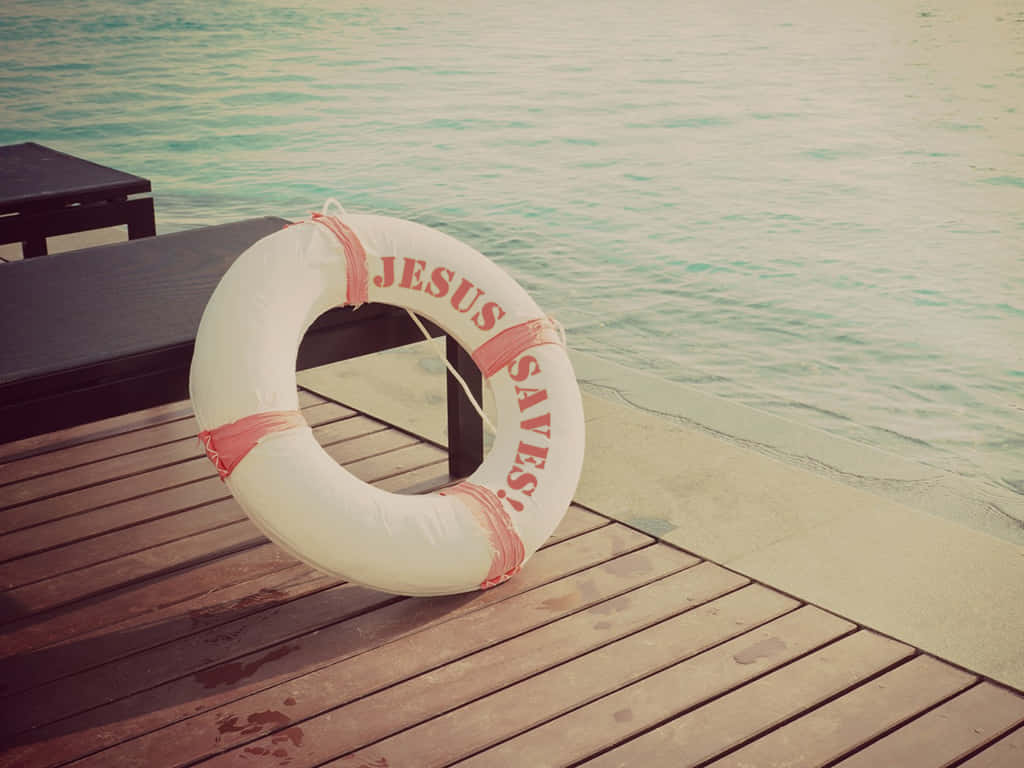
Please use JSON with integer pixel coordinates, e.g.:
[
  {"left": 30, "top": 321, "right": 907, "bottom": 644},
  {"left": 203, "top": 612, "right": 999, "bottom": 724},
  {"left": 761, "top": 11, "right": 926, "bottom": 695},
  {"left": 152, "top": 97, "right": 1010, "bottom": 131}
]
[
  {"left": 471, "top": 317, "right": 562, "bottom": 379},
  {"left": 311, "top": 213, "right": 369, "bottom": 306},
  {"left": 198, "top": 410, "right": 308, "bottom": 479},
  {"left": 442, "top": 481, "right": 525, "bottom": 588}
]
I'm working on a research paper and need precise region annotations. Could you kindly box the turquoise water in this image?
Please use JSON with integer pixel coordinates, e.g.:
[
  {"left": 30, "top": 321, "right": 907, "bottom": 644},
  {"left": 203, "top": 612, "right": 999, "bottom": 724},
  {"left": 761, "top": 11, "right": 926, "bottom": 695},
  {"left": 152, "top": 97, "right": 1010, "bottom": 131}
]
[{"left": 2, "top": 0, "right": 1022, "bottom": 522}]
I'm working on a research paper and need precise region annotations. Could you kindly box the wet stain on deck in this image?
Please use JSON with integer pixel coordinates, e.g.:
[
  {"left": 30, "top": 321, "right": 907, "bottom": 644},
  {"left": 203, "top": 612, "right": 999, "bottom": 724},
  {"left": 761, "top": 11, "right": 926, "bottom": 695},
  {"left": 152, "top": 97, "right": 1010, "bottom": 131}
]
[
  {"left": 602, "top": 553, "right": 651, "bottom": 577},
  {"left": 613, "top": 708, "right": 633, "bottom": 723},
  {"left": 217, "top": 709, "right": 290, "bottom": 736},
  {"left": 578, "top": 579, "right": 601, "bottom": 603},
  {"left": 194, "top": 644, "right": 296, "bottom": 688},
  {"left": 539, "top": 592, "right": 581, "bottom": 612},
  {"left": 733, "top": 636, "right": 787, "bottom": 665},
  {"left": 591, "top": 596, "right": 631, "bottom": 616},
  {"left": 242, "top": 727, "right": 305, "bottom": 764},
  {"left": 348, "top": 758, "right": 389, "bottom": 768},
  {"left": 272, "top": 726, "right": 305, "bottom": 747},
  {"left": 189, "top": 587, "right": 289, "bottom": 628}
]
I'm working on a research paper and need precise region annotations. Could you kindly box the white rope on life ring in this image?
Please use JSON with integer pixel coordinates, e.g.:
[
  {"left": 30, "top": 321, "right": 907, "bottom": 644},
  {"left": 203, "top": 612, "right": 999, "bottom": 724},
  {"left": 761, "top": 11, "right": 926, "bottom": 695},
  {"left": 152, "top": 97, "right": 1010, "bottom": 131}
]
[{"left": 189, "top": 207, "right": 585, "bottom": 596}]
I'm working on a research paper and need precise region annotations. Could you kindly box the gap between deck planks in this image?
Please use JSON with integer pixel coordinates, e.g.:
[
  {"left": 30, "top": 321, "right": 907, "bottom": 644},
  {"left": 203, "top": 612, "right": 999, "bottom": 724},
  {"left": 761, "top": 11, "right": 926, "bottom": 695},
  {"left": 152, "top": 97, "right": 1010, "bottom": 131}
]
[{"left": 1, "top": 390, "right": 1022, "bottom": 768}]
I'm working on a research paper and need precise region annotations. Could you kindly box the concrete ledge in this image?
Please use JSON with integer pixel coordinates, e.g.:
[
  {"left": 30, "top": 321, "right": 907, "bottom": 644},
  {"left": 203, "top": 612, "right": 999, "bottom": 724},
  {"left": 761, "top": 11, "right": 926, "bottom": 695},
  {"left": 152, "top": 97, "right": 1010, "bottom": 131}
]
[
  {"left": 571, "top": 353, "right": 1024, "bottom": 544},
  {"left": 298, "top": 344, "right": 1024, "bottom": 692}
]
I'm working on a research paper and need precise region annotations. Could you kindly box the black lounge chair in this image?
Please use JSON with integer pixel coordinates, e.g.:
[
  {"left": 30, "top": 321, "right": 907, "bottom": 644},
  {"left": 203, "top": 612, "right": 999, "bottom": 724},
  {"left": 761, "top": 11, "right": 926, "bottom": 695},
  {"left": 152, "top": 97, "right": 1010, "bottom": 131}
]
[
  {"left": 0, "top": 141, "right": 156, "bottom": 259},
  {"left": 0, "top": 217, "right": 483, "bottom": 477}
]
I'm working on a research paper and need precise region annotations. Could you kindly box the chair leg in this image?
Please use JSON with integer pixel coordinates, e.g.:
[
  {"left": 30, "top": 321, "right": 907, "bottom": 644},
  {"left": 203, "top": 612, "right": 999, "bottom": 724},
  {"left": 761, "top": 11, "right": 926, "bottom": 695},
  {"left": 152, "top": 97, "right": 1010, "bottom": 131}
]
[
  {"left": 126, "top": 197, "right": 157, "bottom": 240},
  {"left": 22, "top": 235, "right": 47, "bottom": 258},
  {"left": 446, "top": 336, "right": 484, "bottom": 478}
]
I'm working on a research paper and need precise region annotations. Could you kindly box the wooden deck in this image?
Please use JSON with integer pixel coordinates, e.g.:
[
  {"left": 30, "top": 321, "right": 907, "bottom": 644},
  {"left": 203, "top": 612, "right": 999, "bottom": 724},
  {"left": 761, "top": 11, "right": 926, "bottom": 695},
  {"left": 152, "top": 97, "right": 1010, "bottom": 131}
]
[{"left": 1, "top": 389, "right": 1022, "bottom": 768}]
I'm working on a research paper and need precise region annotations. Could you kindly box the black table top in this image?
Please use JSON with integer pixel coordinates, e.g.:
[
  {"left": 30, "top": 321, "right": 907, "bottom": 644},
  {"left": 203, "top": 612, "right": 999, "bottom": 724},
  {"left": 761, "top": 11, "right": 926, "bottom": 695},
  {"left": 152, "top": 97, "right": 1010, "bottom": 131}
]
[{"left": 0, "top": 142, "right": 152, "bottom": 215}]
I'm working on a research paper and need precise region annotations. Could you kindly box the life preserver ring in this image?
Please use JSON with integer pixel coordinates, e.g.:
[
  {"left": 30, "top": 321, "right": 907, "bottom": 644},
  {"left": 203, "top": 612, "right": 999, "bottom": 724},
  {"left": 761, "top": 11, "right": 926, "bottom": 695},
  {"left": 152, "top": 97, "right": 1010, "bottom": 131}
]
[{"left": 189, "top": 210, "right": 585, "bottom": 596}]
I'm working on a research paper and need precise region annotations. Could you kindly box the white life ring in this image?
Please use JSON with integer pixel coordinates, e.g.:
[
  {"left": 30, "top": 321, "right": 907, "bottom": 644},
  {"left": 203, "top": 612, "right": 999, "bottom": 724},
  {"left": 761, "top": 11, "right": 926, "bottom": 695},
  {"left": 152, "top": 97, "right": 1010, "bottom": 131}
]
[{"left": 189, "top": 211, "right": 585, "bottom": 596}]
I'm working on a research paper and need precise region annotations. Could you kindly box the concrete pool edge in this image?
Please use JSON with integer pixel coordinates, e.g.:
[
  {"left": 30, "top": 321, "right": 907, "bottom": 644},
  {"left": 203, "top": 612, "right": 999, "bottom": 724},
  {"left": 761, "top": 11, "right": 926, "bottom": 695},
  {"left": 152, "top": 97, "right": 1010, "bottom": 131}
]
[{"left": 298, "top": 346, "right": 1024, "bottom": 692}]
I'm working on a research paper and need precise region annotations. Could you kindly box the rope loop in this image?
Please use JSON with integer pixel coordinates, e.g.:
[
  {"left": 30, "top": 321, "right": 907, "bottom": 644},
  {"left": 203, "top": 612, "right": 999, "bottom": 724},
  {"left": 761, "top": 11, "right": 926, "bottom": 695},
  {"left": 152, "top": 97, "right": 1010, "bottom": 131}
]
[
  {"left": 320, "top": 197, "right": 348, "bottom": 218},
  {"left": 405, "top": 309, "right": 497, "bottom": 434}
]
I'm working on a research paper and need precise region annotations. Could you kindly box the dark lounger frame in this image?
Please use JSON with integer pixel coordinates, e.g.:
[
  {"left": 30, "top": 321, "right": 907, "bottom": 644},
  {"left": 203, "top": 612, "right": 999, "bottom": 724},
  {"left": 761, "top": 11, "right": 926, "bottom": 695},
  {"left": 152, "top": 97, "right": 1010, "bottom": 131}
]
[
  {"left": 0, "top": 142, "right": 157, "bottom": 259},
  {"left": 0, "top": 217, "right": 483, "bottom": 477}
]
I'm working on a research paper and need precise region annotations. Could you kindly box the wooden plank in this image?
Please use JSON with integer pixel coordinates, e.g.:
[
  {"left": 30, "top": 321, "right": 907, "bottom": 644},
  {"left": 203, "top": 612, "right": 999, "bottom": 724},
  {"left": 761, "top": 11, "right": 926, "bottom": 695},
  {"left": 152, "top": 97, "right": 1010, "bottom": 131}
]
[
  {"left": 0, "top": 438, "right": 507, "bottom": 663},
  {"left": 0, "top": 564, "right": 335, "bottom": 697},
  {"left": 0, "top": 405, "right": 371, "bottom": 511},
  {"left": 0, "top": 416, "right": 401, "bottom": 534},
  {"left": 2, "top": 507, "right": 606, "bottom": 729},
  {"left": 0, "top": 400, "right": 354, "bottom": 485},
  {"left": 336, "top": 604, "right": 854, "bottom": 768},
  {"left": 0, "top": 429, "right": 449, "bottom": 621},
  {"left": 833, "top": 682, "right": 1024, "bottom": 768},
  {"left": 0, "top": 399, "right": 197, "bottom": 464},
  {"left": 206, "top": 574, "right": 779, "bottom": 768},
  {"left": 0, "top": 390, "right": 324, "bottom": 465},
  {"left": 0, "top": 475, "right": 231, "bottom": 562},
  {"left": 0, "top": 520, "right": 269, "bottom": 623},
  {"left": 0, "top": 497, "right": 245, "bottom": 589},
  {"left": 372, "top": 458, "right": 451, "bottom": 493},
  {"left": 0, "top": 480, "right": 238, "bottom": 569},
  {"left": 341, "top": 443, "right": 447, "bottom": 487},
  {"left": 0, "top": 542, "right": 299, "bottom": 658},
  {"left": 0, "top": 429, "right": 210, "bottom": 507},
  {"left": 68, "top": 538, "right": 692, "bottom": 768},
  {"left": 958, "top": 726, "right": 1024, "bottom": 768},
  {"left": 0, "top": 415, "right": 401, "bottom": 563},
  {"left": 0, "top": 415, "right": 192, "bottom": 487},
  {"left": 542, "top": 505, "right": 609, "bottom": 544},
  {"left": 2, "top": 525, "right": 662, "bottom": 768},
  {"left": 3, "top": 582, "right": 405, "bottom": 738},
  {"left": 703, "top": 655, "right": 977, "bottom": 768},
  {"left": 328, "top": 432, "right": 438, "bottom": 477},
  {"left": 471, "top": 626, "right": 913, "bottom": 765},
  {"left": 0, "top": 507, "right": 599, "bottom": 699},
  {"left": 283, "top": 569, "right": 756, "bottom": 764},
  {"left": 306, "top": 412, "right": 389, "bottom": 448},
  {"left": 0, "top": 450, "right": 216, "bottom": 537},
  {"left": 582, "top": 631, "right": 917, "bottom": 768}
]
